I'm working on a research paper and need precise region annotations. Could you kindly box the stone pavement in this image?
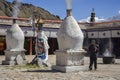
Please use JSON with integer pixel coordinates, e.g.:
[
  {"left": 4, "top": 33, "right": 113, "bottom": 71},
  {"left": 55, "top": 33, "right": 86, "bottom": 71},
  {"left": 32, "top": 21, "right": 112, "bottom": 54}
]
[{"left": 0, "top": 55, "right": 120, "bottom": 80}]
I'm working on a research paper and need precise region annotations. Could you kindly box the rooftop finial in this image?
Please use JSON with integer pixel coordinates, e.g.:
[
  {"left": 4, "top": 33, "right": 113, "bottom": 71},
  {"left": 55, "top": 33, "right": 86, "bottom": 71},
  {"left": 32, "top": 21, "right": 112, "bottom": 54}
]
[{"left": 90, "top": 8, "right": 95, "bottom": 23}]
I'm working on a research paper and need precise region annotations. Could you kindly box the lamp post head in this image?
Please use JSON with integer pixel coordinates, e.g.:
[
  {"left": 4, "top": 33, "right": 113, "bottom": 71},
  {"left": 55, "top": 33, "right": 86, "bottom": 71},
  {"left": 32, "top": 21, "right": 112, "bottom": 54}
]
[{"left": 36, "top": 18, "right": 44, "bottom": 32}]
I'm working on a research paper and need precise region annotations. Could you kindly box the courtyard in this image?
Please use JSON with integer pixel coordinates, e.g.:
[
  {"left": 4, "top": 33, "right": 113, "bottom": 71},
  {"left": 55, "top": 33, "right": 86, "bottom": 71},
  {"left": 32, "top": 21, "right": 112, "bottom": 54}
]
[{"left": 0, "top": 55, "right": 120, "bottom": 80}]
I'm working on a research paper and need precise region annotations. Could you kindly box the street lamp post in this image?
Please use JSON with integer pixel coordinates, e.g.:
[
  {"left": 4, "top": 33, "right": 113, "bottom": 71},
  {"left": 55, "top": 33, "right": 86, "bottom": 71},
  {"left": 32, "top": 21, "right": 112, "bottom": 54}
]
[
  {"left": 31, "top": 12, "right": 38, "bottom": 55},
  {"left": 36, "top": 18, "right": 44, "bottom": 59},
  {"left": 36, "top": 18, "right": 44, "bottom": 32},
  {"left": 31, "top": 17, "right": 44, "bottom": 66}
]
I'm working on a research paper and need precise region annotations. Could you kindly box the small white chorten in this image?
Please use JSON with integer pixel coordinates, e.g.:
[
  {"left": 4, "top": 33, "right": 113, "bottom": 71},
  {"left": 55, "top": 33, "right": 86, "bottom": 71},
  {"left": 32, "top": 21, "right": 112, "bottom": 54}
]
[{"left": 2, "top": 19, "right": 27, "bottom": 65}]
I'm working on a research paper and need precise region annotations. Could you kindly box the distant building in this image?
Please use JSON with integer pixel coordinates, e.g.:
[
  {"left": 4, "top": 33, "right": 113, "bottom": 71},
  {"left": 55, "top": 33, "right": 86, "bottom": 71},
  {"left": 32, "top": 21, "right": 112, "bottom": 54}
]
[
  {"left": 0, "top": 16, "right": 120, "bottom": 58},
  {"left": 85, "top": 20, "right": 120, "bottom": 58}
]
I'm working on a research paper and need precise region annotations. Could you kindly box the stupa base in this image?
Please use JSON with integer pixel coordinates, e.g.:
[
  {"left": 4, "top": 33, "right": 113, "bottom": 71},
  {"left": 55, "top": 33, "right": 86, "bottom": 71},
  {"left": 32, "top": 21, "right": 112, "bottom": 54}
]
[
  {"left": 2, "top": 60, "right": 28, "bottom": 65},
  {"left": 52, "top": 65, "right": 88, "bottom": 72},
  {"left": 2, "top": 50, "right": 28, "bottom": 65},
  {"left": 52, "top": 50, "right": 88, "bottom": 72}
]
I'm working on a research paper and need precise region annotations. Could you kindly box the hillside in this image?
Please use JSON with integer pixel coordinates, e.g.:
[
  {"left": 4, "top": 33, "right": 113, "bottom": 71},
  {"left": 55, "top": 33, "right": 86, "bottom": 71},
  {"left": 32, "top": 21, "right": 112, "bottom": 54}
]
[{"left": 0, "top": 0, "right": 60, "bottom": 20}]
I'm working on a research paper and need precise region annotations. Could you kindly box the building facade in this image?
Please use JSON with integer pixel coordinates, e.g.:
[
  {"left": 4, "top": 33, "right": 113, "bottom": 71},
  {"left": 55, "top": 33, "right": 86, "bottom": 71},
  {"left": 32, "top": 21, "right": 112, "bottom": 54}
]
[
  {"left": 0, "top": 16, "right": 120, "bottom": 58},
  {"left": 86, "top": 21, "right": 120, "bottom": 58}
]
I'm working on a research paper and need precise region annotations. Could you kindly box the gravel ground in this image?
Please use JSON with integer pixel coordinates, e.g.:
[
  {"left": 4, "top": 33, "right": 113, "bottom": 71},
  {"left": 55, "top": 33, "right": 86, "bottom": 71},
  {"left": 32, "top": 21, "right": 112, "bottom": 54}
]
[{"left": 0, "top": 55, "right": 120, "bottom": 80}]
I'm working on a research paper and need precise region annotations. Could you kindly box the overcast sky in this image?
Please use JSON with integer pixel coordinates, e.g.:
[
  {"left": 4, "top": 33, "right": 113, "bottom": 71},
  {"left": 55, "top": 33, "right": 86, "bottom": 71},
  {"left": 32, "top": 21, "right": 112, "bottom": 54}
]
[{"left": 8, "top": 0, "right": 120, "bottom": 21}]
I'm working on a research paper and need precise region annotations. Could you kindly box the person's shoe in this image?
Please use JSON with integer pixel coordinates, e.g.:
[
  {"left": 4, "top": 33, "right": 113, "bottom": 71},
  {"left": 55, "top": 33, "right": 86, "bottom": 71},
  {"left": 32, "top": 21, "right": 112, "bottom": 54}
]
[
  {"left": 95, "top": 68, "right": 97, "bottom": 71},
  {"left": 89, "top": 68, "right": 92, "bottom": 71}
]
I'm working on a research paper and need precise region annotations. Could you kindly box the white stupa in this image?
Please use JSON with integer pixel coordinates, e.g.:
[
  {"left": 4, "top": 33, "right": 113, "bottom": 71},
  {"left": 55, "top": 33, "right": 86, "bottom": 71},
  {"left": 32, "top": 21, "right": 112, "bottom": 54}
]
[
  {"left": 52, "top": 0, "right": 87, "bottom": 72},
  {"left": 57, "top": 9, "right": 84, "bottom": 52},
  {"left": 2, "top": 19, "right": 27, "bottom": 65},
  {"left": 6, "top": 20, "right": 25, "bottom": 51}
]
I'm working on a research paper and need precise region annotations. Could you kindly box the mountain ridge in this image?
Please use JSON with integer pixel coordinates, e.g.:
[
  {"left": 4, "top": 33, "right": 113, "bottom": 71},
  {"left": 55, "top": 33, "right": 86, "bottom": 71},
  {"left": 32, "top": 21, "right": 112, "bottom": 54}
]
[{"left": 0, "top": 0, "right": 60, "bottom": 20}]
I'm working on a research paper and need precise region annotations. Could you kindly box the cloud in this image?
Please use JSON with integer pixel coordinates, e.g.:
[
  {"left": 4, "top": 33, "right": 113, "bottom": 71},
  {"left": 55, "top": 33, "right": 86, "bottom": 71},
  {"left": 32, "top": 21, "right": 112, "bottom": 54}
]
[
  {"left": 118, "top": 10, "right": 120, "bottom": 14},
  {"left": 94, "top": 17, "right": 106, "bottom": 22},
  {"left": 107, "top": 10, "right": 120, "bottom": 20},
  {"left": 79, "top": 17, "right": 106, "bottom": 23}
]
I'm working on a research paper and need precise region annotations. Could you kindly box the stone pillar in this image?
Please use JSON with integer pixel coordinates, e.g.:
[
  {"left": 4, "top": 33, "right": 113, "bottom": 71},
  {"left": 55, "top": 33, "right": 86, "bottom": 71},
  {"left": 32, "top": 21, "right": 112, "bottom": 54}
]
[
  {"left": 52, "top": 50, "right": 88, "bottom": 72},
  {"left": 29, "top": 37, "right": 33, "bottom": 55}
]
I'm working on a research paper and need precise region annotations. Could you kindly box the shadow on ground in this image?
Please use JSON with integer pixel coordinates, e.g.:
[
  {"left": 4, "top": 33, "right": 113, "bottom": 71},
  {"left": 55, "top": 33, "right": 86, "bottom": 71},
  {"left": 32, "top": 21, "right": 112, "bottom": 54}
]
[{"left": 22, "top": 69, "right": 61, "bottom": 73}]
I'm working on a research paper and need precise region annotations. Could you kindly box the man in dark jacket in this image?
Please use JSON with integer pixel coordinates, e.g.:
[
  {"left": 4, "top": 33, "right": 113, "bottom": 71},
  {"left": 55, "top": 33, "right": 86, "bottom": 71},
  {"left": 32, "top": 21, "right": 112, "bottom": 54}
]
[{"left": 88, "top": 40, "right": 99, "bottom": 70}]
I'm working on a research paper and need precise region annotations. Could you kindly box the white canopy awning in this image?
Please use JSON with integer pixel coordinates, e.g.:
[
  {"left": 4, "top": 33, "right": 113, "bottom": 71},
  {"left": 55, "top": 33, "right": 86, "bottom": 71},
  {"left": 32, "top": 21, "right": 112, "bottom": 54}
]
[
  {"left": 0, "top": 29, "right": 7, "bottom": 36},
  {"left": 88, "top": 32, "right": 99, "bottom": 38},
  {"left": 112, "top": 30, "right": 120, "bottom": 38},
  {"left": 0, "top": 28, "right": 58, "bottom": 38},
  {"left": 99, "top": 31, "right": 111, "bottom": 38}
]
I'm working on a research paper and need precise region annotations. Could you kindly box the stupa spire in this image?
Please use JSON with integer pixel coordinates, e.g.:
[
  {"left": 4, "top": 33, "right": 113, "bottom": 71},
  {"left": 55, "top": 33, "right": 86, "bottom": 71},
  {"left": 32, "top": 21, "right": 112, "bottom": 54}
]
[{"left": 66, "top": 0, "right": 72, "bottom": 16}]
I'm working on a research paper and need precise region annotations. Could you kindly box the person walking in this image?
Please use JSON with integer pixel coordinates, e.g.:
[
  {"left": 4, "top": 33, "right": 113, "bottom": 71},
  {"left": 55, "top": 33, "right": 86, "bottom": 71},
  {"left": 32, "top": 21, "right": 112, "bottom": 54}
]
[{"left": 88, "top": 40, "right": 99, "bottom": 70}]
